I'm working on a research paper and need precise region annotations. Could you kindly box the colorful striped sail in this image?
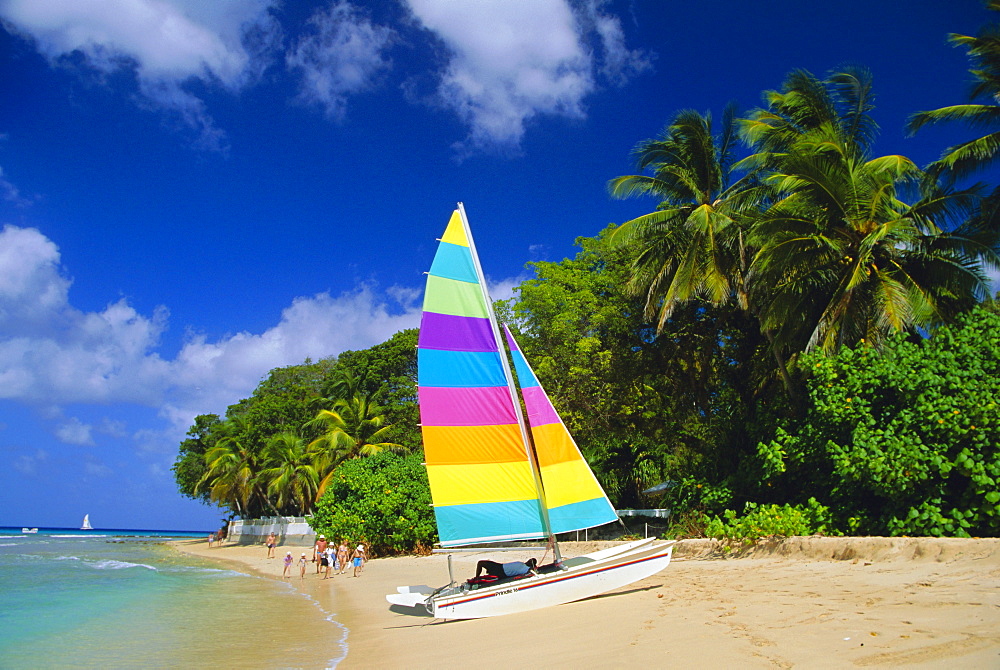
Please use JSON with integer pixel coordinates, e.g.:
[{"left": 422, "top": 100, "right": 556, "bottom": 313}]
[
  {"left": 503, "top": 325, "right": 619, "bottom": 534},
  {"left": 418, "top": 209, "right": 547, "bottom": 546}
]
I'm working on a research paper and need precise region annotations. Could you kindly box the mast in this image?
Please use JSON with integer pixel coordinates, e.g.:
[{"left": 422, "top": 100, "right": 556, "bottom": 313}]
[{"left": 455, "top": 202, "right": 562, "bottom": 563}]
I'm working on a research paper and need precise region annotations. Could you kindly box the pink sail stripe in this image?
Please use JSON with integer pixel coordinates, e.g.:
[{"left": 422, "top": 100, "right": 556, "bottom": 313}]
[
  {"left": 419, "top": 385, "right": 518, "bottom": 426},
  {"left": 522, "top": 386, "right": 560, "bottom": 426}
]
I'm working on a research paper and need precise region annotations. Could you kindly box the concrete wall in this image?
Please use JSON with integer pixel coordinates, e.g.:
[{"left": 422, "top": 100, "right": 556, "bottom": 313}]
[{"left": 227, "top": 517, "right": 316, "bottom": 547}]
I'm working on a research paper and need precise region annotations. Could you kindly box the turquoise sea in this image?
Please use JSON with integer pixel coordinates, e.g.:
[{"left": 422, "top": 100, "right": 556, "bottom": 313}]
[{"left": 0, "top": 527, "right": 346, "bottom": 669}]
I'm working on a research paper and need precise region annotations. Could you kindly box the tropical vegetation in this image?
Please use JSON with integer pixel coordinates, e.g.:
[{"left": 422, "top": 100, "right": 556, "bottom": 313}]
[{"left": 174, "top": 8, "right": 1000, "bottom": 547}]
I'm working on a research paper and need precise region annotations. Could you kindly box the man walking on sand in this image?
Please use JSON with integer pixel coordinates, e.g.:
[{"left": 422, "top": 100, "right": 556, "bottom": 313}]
[
  {"left": 265, "top": 532, "right": 276, "bottom": 559},
  {"left": 314, "top": 535, "right": 328, "bottom": 574}
]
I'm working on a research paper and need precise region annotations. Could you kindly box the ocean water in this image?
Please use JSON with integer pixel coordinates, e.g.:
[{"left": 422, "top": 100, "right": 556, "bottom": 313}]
[{"left": 0, "top": 528, "right": 346, "bottom": 669}]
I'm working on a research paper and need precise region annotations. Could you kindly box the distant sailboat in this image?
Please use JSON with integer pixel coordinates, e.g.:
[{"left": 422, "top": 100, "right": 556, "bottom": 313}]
[
  {"left": 81, "top": 514, "right": 93, "bottom": 530},
  {"left": 21, "top": 527, "right": 38, "bottom": 533}
]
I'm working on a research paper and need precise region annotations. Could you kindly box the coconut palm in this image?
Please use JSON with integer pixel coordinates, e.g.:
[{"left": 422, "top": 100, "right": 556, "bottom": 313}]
[
  {"left": 608, "top": 105, "right": 764, "bottom": 331},
  {"left": 195, "top": 416, "right": 266, "bottom": 518},
  {"left": 307, "top": 394, "right": 406, "bottom": 498},
  {"left": 741, "top": 68, "right": 992, "bottom": 353},
  {"left": 907, "top": 2, "right": 1000, "bottom": 178},
  {"left": 258, "top": 432, "right": 320, "bottom": 516}
]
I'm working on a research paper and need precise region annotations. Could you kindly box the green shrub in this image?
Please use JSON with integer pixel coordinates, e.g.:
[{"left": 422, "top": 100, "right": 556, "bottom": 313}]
[
  {"left": 309, "top": 451, "right": 437, "bottom": 555},
  {"left": 703, "top": 498, "right": 834, "bottom": 542}
]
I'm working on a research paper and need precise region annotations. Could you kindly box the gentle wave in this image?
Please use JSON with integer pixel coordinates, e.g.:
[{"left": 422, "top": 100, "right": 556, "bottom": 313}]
[
  {"left": 54, "top": 555, "right": 82, "bottom": 561},
  {"left": 0, "top": 535, "right": 30, "bottom": 539},
  {"left": 0, "top": 542, "right": 21, "bottom": 546},
  {"left": 87, "top": 559, "right": 157, "bottom": 571},
  {"left": 51, "top": 534, "right": 110, "bottom": 538},
  {"left": 161, "top": 565, "right": 249, "bottom": 578}
]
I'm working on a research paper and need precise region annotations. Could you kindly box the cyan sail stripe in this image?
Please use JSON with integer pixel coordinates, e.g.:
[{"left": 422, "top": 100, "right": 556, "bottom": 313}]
[
  {"left": 509, "top": 345, "right": 540, "bottom": 388},
  {"left": 547, "top": 497, "right": 621, "bottom": 535},
  {"left": 418, "top": 349, "right": 508, "bottom": 388},
  {"left": 434, "top": 499, "right": 546, "bottom": 546},
  {"left": 430, "top": 241, "right": 478, "bottom": 283}
]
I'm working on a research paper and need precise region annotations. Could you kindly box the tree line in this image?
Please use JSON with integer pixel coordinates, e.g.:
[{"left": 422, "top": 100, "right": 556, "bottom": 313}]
[{"left": 174, "top": 8, "right": 1000, "bottom": 545}]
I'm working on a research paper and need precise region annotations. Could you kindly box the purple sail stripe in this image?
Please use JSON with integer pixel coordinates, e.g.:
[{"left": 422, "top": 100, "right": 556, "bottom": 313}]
[
  {"left": 419, "top": 386, "right": 518, "bottom": 426},
  {"left": 503, "top": 324, "right": 521, "bottom": 351},
  {"left": 419, "top": 312, "right": 497, "bottom": 352},
  {"left": 522, "top": 386, "right": 560, "bottom": 426}
]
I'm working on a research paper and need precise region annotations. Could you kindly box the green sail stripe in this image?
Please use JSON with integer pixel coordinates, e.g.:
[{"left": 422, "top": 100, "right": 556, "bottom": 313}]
[{"left": 423, "top": 274, "right": 488, "bottom": 319}]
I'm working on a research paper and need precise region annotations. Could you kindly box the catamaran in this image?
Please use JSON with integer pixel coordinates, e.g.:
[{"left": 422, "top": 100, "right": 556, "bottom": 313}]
[
  {"left": 81, "top": 514, "right": 93, "bottom": 530},
  {"left": 386, "top": 204, "right": 673, "bottom": 619}
]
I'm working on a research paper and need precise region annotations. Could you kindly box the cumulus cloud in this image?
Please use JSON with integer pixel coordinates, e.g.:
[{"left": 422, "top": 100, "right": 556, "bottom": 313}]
[
  {"left": 55, "top": 417, "right": 94, "bottom": 446},
  {"left": 0, "top": 0, "right": 282, "bottom": 149},
  {"left": 286, "top": 1, "right": 394, "bottom": 120},
  {"left": 404, "top": 0, "right": 649, "bottom": 154},
  {"left": 0, "top": 224, "right": 421, "bottom": 450}
]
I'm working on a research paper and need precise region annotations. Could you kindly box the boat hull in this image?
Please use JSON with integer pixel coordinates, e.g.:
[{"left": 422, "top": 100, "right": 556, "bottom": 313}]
[{"left": 387, "top": 539, "right": 674, "bottom": 620}]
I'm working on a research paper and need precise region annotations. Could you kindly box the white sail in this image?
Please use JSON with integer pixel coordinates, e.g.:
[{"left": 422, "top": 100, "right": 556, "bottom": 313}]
[{"left": 81, "top": 514, "right": 93, "bottom": 530}]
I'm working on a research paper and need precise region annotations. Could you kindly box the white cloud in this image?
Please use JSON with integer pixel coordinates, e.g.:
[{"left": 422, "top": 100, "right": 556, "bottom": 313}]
[
  {"left": 580, "top": 0, "right": 652, "bottom": 84},
  {"left": 0, "top": 165, "right": 34, "bottom": 207},
  {"left": 404, "top": 0, "right": 649, "bottom": 154},
  {"left": 55, "top": 417, "right": 94, "bottom": 446},
  {"left": 0, "top": 0, "right": 282, "bottom": 149},
  {"left": 0, "top": 224, "right": 421, "bottom": 453},
  {"left": 286, "top": 1, "right": 394, "bottom": 120},
  {"left": 13, "top": 448, "right": 48, "bottom": 476},
  {"left": 406, "top": 0, "right": 591, "bottom": 153}
]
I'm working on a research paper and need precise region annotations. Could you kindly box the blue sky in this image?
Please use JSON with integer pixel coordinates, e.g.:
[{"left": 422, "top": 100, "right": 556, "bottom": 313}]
[{"left": 0, "top": 1, "right": 992, "bottom": 531}]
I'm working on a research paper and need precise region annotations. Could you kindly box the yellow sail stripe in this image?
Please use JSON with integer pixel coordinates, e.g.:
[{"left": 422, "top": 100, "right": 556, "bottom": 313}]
[
  {"left": 440, "top": 210, "right": 468, "bottom": 247},
  {"left": 539, "top": 459, "right": 608, "bottom": 508},
  {"left": 426, "top": 461, "right": 538, "bottom": 506}
]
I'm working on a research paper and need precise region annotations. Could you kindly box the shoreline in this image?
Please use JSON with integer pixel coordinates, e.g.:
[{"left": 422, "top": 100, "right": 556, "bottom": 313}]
[{"left": 173, "top": 536, "right": 1000, "bottom": 668}]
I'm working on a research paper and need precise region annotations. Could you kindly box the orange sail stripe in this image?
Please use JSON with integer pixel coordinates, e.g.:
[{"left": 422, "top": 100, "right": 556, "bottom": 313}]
[
  {"left": 422, "top": 424, "right": 528, "bottom": 466},
  {"left": 530, "top": 422, "right": 580, "bottom": 467}
]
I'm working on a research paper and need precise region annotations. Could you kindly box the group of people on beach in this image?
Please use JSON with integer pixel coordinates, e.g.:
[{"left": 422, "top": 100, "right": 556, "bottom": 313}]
[{"left": 268, "top": 532, "right": 366, "bottom": 580}]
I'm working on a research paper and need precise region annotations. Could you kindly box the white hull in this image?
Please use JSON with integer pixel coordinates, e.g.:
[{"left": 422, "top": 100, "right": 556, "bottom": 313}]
[
  {"left": 22, "top": 528, "right": 38, "bottom": 533},
  {"left": 387, "top": 539, "right": 674, "bottom": 620}
]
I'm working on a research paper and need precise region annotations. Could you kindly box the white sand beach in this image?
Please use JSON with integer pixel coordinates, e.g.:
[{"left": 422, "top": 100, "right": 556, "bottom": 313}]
[{"left": 173, "top": 536, "right": 1000, "bottom": 669}]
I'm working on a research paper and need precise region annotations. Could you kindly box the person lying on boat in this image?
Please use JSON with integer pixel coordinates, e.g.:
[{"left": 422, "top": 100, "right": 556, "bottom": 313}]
[{"left": 474, "top": 558, "right": 538, "bottom": 580}]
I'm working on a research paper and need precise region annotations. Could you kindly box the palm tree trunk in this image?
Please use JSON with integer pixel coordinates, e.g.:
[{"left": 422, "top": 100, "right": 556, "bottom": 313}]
[{"left": 764, "top": 329, "right": 797, "bottom": 402}]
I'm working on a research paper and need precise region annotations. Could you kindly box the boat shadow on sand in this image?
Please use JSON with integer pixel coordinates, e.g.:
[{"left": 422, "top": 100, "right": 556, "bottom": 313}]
[{"left": 386, "top": 582, "right": 664, "bottom": 623}]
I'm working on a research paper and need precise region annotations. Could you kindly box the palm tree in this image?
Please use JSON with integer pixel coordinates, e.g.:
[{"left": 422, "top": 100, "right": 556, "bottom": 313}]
[
  {"left": 608, "top": 105, "right": 763, "bottom": 331},
  {"left": 907, "top": 2, "right": 1000, "bottom": 179},
  {"left": 195, "top": 416, "right": 265, "bottom": 518},
  {"left": 258, "top": 432, "right": 320, "bottom": 516},
  {"left": 741, "top": 68, "right": 992, "bottom": 353},
  {"left": 307, "top": 393, "right": 406, "bottom": 498}
]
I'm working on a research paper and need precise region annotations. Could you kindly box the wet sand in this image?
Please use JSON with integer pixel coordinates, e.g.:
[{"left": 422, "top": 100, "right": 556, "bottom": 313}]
[{"left": 173, "top": 537, "right": 1000, "bottom": 669}]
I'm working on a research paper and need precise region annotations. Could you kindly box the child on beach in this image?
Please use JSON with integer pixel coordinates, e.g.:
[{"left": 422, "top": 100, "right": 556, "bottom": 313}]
[
  {"left": 282, "top": 551, "right": 293, "bottom": 578},
  {"left": 298, "top": 553, "right": 308, "bottom": 580}
]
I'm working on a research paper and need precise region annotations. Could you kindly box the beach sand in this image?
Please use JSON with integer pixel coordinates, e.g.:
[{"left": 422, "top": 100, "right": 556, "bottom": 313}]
[{"left": 173, "top": 537, "right": 1000, "bottom": 669}]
